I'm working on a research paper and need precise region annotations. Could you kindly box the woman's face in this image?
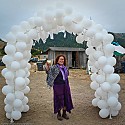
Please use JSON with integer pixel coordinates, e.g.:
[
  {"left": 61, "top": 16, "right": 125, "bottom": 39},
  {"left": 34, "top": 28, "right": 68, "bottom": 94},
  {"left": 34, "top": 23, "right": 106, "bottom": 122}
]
[{"left": 57, "top": 56, "right": 64, "bottom": 65}]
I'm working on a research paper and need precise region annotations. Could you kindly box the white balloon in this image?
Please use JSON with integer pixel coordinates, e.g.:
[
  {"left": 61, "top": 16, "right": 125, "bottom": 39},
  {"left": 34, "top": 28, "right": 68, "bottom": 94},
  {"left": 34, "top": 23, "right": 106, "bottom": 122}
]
[
  {"left": 11, "top": 61, "right": 20, "bottom": 71},
  {"left": 94, "top": 61, "right": 100, "bottom": 69},
  {"left": 21, "top": 86, "right": 30, "bottom": 94},
  {"left": 94, "top": 91, "right": 100, "bottom": 98},
  {"left": 13, "top": 99, "right": 23, "bottom": 109},
  {"left": 95, "top": 24, "right": 103, "bottom": 32},
  {"left": 11, "top": 111, "right": 22, "bottom": 120},
  {"left": 111, "top": 102, "right": 121, "bottom": 111},
  {"left": 25, "top": 36, "right": 32, "bottom": 43},
  {"left": 22, "top": 51, "right": 28, "bottom": 59},
  {"left": 4, "top": 104, "right": 13, "bottom": 113},
  {"left": 22, "top": 105, "right": 29, "bottom": 112},
  {"left": 86, "top": 47, "right": 95, "bottom": 55},
  {"left": 82, "top": 19, "right": 93, "bottom": 29},
  {"left": 15, "top": 77, "right": 26, "bottom": 90},
  {"left": 16, "top": 69, "right": 26, "bottom": 77},
  {"left": 107, "top": 57, "right": 116, "bottom": 66},
  {"left": 14, "top": 52, "right": 23, "bottom": 61},
  {"left": 88, "top": 59, "right": 95, "bottom": 66},
  {"left": 27, "top": 63, "right": 31, "bottom": 70},
  {"left": 4, "top": 44, "right": 16, "bottom": 55},
  {"left": 90, "top": 81, "right": 99, "bottom": 90},
  {"left": 42, "top": 22, "right": 53, "bottom": 32},
  {"left": 104, "top": 44, "right": 115, "bottom": 56},
  {"left": 16, "top": 32, "right": 27, "bottom": 41},
  {"left": 110, "top": 83, "right": 121, "bottom": 93},
  {"left": 92, "top": 98, "right": 100, "bottom": 107},
  {"left": 108, "top": 92, "right": 119, "bottom": 99},
  {"left": 96, "top": 75, "right": 105, "bottom": 84},
  {"left": 86, "top": 41, "right": 92, "bottom": 47},
  {"left": 2, "top": 85, "right": 13, "bottom": 95},
  {"left": 98, "top": 56, "right": 107, "bottom": 67},
  {"left": 20, "top": 60, "right": 27, "bottom": 68},
  {"left": 26, "top": 71, "right": 30, "bottom": 77},
  {"left": 6, "top": 113, "right": 11, "bottom": 119},
  {"left": 91, "top": 66, "right": 98, "bottom": 73},
  {"left": 28, "top": 17, "right": 35, "bottom": 28},
  {"left": 4, "top": 98, "right": 7, "bottom": 104},
  {"left": 94, "top": 33, "right": 103, "bottom": 42},
  {"left": 103, "top": 34, "right": 114, "bottom": 45},
  {"left": 86, "top": 28, "right": 96, "bottom": 38},
  {"left": 73, "top": 24, "right": 83, "bottom": 34},
  {"left": 96, "top": 87, "right": 107, "bottom": 97},
  {"left": 5, "top": 32, "right": 16, "bottom": 43},
  {"left": 103, "top": 65, "right": 114, "bottom": 74},
  {"left": 14, "top": 105, "right": 24, "bottom": 112},
  {"left": 6, "top": 93, "right": 15, "bottom": 102},
  {"left": 6, "top": 79, "right": 14, "bottom": 86},
  {"left": 24, "top": 67, "right": 28, "bottom": 74},
  {"left": 73, "top": 13, "right": 83, "bottom": 22},
  {"left": 25, "top": 77, "right": 30, "bottom": 85},
  {"left": 4, "top": 98, "right": 12, "bottom": 105},
  {"left": 20, "top": 21, "right": 31, "bottom": 31},
  {"left": 90, "top": 73, "right": 98, "bottom": 81},
  {"left": 93, "top": 51, "right": 104, "bottom": 60},
  {"left": 110, "top": 110, "right": 119, "bottom": 116},
  {"left": 106, "top": 73, "right": 120, "bottom": 83},
  {"left": 97, "top": 100, "right": 108, "bottom": 109},
  {"left": 16, "top": 42, "right": 27, "bottom": 52},
  {"left": 4, "top": 71, "right": 14, "bottom": 80},
  {"left": 101, "top": 82, "right": 111, "bottom": 92},
  {"left": 27, "top": 29, "right": 38, "bottom": 39},
  {"left": 1, "top": 68, "right": 9, "bottom": 77},
  {"left": 101, "top": 29, "right": 108, "bottom": 35},
  {"left": 63, "top": 16, "right": 72, "bottom": 27},
  {"left": 22, "top": 96, "right": 29, "bottom": 104},
  {"left": 107, "top": 97, "right": 118, "bottom": 107},
  {"left": 76, "top": 34, "right": 84, "bottom": 43},
  {"left": 6, "top": 64, "right": 11, "bottom": 70},
  {"left": 2, "top": 55, "right": 14, "bottom": 65},
  {"left": 99, "top": 109, "right": 109, "bottom": 118},
  {"left": 25, "top": 52, "right": 31, "bottom": 60},
  {"left": 11, "top": 25, "right": 23, "bottom": 34},
  {"left": 34, "top": 17, "right": 44, "bottom": 27},
  {"left": 15, "top": 91, "right": 24, "bottom": 100}
]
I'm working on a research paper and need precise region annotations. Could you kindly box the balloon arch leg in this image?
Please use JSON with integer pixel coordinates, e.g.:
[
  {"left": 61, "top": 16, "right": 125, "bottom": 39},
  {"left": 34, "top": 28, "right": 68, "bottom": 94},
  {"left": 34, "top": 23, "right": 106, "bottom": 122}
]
[{"left": 1, "top": 3, "right": 121, "bottom": 123}]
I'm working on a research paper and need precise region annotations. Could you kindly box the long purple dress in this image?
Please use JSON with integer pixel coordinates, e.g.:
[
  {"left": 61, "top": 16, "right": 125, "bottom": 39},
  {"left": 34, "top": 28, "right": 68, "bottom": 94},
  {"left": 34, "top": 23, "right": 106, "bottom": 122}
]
[{"left": 53, "top": 65, "right": 74, "bottom": 114}]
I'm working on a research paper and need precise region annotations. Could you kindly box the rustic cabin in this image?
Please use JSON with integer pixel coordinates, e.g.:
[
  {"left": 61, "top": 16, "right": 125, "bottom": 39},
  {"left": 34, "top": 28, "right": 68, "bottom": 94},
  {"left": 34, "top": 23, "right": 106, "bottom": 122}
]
[{"left": 45, "top": 47, "right": 87, "bottom": 68}]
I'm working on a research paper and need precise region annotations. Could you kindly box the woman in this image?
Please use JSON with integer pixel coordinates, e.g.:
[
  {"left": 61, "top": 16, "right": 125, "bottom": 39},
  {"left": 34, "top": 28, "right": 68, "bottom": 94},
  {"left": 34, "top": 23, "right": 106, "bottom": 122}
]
[{"left": 45, "top": 55, "right": 74, "bottom": 121}]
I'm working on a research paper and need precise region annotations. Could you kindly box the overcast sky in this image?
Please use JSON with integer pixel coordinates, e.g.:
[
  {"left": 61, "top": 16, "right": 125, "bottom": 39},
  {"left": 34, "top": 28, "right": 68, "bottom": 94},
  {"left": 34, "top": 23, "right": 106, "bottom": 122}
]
[{"left": 0, "top": 0, "right": 125, "bottom": 39}]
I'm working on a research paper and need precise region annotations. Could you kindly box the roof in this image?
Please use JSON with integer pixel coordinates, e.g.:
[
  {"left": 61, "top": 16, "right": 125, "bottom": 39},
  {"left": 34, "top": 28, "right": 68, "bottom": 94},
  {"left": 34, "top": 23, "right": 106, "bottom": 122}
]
[{"left": 46, "top": 47, "right": 85, "bottom": 52}]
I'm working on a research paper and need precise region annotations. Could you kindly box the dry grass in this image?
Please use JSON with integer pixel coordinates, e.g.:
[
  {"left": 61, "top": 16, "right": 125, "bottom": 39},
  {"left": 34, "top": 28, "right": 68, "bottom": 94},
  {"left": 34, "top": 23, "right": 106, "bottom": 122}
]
[{"left": 0, "top": 65, "right": 125, "bottom": 125}]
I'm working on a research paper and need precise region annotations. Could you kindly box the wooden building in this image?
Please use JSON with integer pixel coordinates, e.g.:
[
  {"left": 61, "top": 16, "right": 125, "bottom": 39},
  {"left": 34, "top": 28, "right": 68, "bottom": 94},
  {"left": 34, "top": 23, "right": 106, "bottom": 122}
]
[{"left": 46, "top": 47, "right": 87, "bottom": 68}]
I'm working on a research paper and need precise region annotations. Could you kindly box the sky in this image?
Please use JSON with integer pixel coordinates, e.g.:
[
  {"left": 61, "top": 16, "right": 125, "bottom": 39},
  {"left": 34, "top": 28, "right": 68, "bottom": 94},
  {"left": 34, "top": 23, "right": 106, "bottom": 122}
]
[{"left": 0, "top": 0, "right": 125, "bottom": 39}]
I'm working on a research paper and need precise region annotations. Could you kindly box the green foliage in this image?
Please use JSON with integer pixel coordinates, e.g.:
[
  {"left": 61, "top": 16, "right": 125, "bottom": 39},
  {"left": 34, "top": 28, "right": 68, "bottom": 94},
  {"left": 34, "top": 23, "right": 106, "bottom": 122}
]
[
  {"left": 0, "top": 45, "right": 5, "bottom": 56},
  {"left": 33, "top": 32, "right": 86, "bottom": 52},
  {"left": 31, "top": 48, "right": 41, "bottom": 56}
]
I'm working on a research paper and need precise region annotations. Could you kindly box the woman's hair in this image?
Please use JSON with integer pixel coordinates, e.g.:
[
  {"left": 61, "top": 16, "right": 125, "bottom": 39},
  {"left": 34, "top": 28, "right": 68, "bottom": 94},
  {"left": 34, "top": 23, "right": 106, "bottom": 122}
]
[{"left": 55, "top": 54, "right": 67, "bottom": 66}]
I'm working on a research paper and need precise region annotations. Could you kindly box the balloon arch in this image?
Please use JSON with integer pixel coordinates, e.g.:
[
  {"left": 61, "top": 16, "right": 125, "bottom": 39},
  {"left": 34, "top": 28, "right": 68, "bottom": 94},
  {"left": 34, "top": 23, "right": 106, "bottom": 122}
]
[{"left": 1, "top": 4, "right": 121, "bottom": 123}]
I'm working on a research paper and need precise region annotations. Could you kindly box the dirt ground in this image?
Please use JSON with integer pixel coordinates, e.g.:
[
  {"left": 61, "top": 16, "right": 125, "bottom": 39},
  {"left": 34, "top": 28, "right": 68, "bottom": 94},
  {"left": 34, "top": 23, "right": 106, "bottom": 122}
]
[{"left": 0, "top": 65, "right": 125, "bottom": 125}]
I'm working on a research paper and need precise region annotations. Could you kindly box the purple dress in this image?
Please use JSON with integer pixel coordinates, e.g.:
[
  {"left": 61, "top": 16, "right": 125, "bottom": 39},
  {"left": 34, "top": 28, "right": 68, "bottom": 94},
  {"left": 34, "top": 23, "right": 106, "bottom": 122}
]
[{"left": 53, "top": 65, "right": 74, "bottom": 114}]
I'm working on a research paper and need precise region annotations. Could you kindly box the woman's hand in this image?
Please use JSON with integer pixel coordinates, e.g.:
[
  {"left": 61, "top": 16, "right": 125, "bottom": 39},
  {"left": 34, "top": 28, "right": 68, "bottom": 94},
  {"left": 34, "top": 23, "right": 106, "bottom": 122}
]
[{"left": 45, "top": 62, "right": 50, "bottom": 71}]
